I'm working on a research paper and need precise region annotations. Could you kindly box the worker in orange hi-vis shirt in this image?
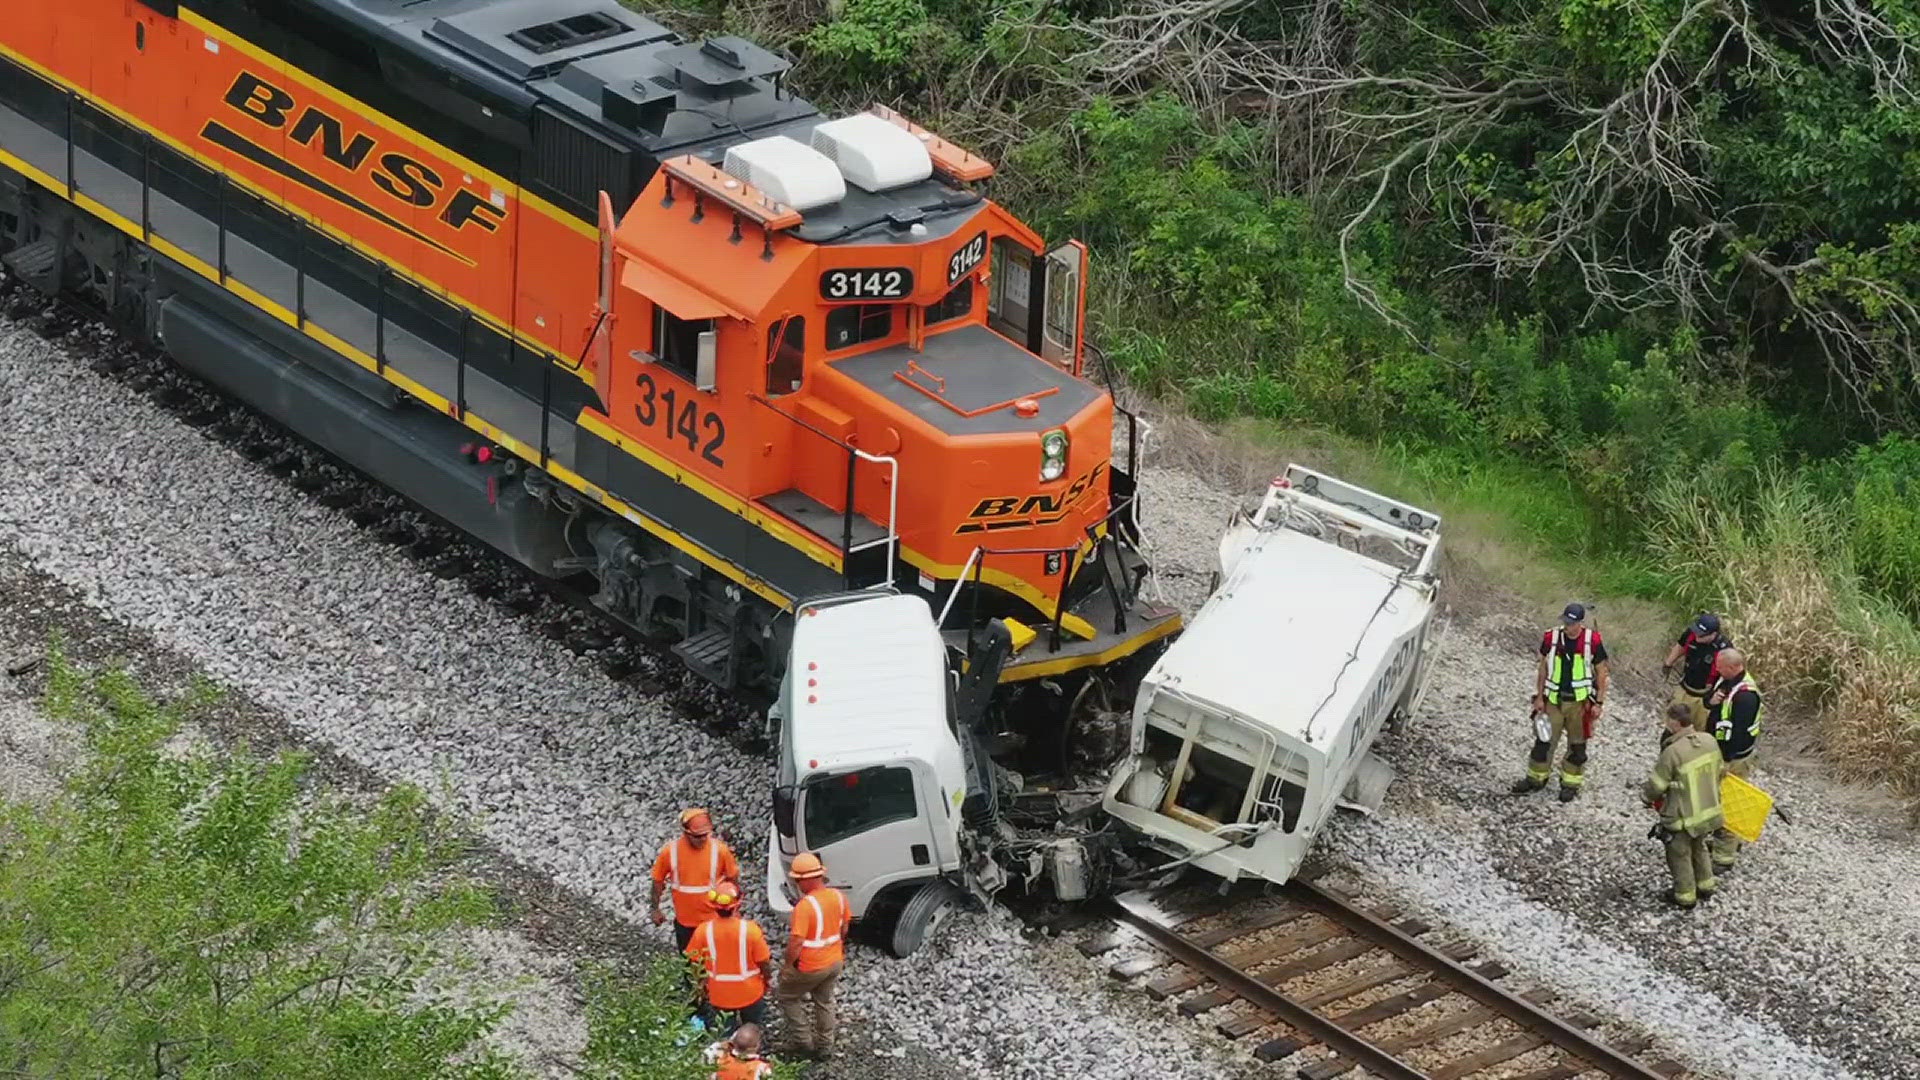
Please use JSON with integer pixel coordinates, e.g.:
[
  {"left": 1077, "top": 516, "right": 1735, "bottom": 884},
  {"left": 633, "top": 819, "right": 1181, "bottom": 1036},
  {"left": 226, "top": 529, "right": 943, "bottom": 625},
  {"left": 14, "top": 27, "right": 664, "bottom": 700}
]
[
  {"left": 776, "top": 852, "right": 851, "bottom": 1061},
  {"left": 649, "top": 808, "right": 741, "bottom": 951},
  {"left": 685, "top": 883, "right": 774, "bottom": 1031}
]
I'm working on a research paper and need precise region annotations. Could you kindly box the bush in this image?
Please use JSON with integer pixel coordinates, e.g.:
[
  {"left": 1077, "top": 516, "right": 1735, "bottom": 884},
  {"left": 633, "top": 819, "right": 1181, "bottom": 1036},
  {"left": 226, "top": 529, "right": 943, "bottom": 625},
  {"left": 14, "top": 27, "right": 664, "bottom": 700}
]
[
  {"left": 575, "top": 960, "right": 803, "bottom": 1080},
  {"left": 0, "top": 652, "right": 801, "bottom": 1077},
  {"left": 1647, "top": 471, "right": 1920, "bottom": 801},
  {"left": 0, "top": 651, "right": 518, "bottom": 1077},
  {"left": 1844, "top": 435, "right": 1920, "bottom": 623}
]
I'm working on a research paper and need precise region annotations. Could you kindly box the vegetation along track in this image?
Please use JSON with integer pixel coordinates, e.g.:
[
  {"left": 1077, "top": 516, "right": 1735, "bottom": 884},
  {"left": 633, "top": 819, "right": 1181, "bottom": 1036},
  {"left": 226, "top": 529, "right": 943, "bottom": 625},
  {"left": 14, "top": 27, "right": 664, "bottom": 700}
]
[
  {"left": 0, "top": 279, "right": 763, "bottom": 746},
  {"left": 1073, "top": 871, "right": 1691, "bottom": 1080}
]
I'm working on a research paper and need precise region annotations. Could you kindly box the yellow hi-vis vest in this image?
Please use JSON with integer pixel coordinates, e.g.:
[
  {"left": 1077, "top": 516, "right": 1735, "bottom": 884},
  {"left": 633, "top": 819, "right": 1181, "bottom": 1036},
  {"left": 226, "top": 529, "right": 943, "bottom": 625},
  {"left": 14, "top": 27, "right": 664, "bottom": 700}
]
[
  {"left": 1544, "top": 629, "right": 1596, "bottom": 702},
  {"left": 1713, "top": 674, "right": 1762, "bottom": 754}
]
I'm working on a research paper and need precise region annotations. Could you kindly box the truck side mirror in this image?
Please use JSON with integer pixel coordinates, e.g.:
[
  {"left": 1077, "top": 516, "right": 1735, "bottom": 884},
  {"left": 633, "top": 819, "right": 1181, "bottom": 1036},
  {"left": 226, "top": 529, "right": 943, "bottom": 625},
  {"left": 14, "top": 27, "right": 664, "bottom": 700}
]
[
  {"left": 695, "top": 329, "right": 717, "bottom": 392},
  {"left": 772, "top": 785, "right": 797, "bottom": 838}
]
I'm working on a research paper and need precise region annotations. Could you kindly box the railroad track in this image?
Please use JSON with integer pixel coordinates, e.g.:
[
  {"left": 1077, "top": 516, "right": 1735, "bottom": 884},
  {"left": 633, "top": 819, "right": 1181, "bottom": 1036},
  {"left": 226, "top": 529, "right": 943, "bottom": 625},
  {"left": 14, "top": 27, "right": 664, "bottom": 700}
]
[
  {"left": 1073, "top": 871, "right": 1696, "bottom": 1080},
  {"left": 5, "top": 288, "right": 1702, "bottom": 1080}
]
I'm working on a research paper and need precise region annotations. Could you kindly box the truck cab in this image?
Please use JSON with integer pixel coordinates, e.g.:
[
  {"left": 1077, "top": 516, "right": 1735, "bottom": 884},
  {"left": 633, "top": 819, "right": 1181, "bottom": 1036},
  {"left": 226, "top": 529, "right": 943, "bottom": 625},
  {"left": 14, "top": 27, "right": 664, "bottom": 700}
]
[{"left": 765, "top": 590, "right": 979, "bottom": 953}]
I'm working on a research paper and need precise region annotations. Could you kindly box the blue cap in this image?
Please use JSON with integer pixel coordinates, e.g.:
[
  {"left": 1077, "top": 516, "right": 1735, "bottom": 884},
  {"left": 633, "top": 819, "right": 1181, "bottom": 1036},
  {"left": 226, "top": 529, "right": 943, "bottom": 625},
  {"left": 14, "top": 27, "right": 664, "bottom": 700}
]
[
  {"left": 1561, "top": 602, "right": 1586, "bottom": 623},
  {"left": 1692, "top": 612, "right": 1719, "bottom": 635}
]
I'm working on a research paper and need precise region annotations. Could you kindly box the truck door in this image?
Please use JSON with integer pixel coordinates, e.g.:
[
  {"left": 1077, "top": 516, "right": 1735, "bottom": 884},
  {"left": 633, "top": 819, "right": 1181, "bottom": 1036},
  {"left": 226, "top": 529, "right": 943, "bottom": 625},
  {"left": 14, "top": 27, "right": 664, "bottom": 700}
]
[{"left": 797, "top": 763, "right": 946, "bottom": 910}]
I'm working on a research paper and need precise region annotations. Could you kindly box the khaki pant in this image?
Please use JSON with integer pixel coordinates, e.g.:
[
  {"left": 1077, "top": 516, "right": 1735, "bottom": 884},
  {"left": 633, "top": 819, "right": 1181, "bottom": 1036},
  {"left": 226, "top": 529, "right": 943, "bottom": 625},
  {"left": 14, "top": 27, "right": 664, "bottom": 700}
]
[
  {"left": 1664, "top": 826, "right": 1718, "bottom": 904},
  {"left": 1712, "top": 755, "right": 1752, "bottom": 867},
  {"left": 777, "top": 959, "right": 843, "bottom": 1052},
  {"left": 1526, "top": 698, "right": 1590, "bottom": 787},
  {"left": 1669, "top": 685, "right": 1711, "bottom": 732}
]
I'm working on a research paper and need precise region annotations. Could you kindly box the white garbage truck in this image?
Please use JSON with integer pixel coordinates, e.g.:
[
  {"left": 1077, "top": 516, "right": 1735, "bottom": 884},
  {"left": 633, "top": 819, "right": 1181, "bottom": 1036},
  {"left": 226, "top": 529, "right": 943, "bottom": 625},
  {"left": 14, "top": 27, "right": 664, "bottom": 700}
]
[{"left": 763, "top": 465, "right": 1444, "bottom": 955}]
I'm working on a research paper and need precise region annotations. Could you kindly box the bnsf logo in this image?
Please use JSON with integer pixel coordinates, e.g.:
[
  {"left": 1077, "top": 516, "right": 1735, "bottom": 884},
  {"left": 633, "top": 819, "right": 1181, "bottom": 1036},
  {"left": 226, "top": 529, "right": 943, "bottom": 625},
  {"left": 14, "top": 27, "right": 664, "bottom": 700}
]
[
  {"left": 956, "top": 462, "right": 1106, "bottom": 535},
  {"left": 216, "top": 72, "right": 508, "bottom": 239}
]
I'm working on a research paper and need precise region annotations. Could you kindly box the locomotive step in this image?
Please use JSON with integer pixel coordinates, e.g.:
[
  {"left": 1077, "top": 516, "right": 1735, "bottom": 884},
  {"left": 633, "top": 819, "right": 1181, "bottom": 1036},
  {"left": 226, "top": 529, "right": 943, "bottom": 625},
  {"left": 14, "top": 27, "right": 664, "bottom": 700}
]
[
  {"left": 672, "top": 627, "right": 737, "bottom": 688},
  {"left": 3, "top": 236, "right": 62, "bottom": 294}
]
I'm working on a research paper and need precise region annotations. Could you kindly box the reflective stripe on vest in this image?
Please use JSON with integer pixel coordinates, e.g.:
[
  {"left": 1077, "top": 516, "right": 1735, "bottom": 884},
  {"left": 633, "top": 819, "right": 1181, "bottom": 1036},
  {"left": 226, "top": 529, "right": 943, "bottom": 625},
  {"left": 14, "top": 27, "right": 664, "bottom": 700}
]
[
  {"left": 1714, "top": 674, "right": 1762, "bottom": 745},
  {"left": 1546, "top": 629, "right": 1595, "bottom": 700},
  {"left": 670, "top": 840, "right": 721, "bottom": 894},
  {"left": 799, "top": 892, "right": 844, "bottom": 949},
  {"left": 703, "top": 919, "right": 755, "bottom": 982}
]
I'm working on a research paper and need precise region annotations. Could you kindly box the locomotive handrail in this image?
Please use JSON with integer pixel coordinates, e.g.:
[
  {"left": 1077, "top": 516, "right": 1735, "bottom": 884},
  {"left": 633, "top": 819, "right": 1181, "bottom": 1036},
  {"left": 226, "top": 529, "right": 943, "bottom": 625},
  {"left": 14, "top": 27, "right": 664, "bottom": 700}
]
[
  {"left": 935, "top": 546, "right": 984, "bottom": 630},
  {"left": 749, "top": 394, "right": 900, "bottom": 588},
  {"left": 849, "top": 448, "right": 899, "bottom": 572}
]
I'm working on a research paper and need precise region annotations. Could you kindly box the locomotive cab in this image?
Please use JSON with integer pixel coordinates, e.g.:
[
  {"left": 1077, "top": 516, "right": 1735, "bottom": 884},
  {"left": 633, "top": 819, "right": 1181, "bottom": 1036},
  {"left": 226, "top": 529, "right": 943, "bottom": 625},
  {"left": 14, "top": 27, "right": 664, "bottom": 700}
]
[{"left": 589, "top": 103, "right": 1178, "bottom": 689}]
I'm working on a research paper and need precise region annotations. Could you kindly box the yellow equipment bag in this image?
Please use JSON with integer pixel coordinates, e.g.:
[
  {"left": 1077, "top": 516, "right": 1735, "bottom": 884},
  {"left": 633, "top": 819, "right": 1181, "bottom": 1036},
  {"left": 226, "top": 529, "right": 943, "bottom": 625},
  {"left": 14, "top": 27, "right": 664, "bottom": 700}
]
[{"left": 1720, "top": 771, "right": 1773, "bottom": 843}]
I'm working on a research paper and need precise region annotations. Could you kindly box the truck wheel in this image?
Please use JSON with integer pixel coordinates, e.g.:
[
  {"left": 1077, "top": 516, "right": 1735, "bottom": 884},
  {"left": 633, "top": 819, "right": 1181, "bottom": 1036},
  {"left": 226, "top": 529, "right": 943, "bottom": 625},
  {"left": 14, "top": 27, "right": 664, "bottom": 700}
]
[{"left": 889, "top": 880, "right": 964, "bottom": 959}]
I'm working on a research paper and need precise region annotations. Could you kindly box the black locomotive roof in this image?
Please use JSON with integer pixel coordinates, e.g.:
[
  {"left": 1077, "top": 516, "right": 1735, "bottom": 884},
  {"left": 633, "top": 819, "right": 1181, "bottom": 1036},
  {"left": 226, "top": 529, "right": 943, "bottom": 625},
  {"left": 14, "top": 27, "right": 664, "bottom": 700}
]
[{"left": 227, "top": 0, "right": 982, "bottom": 243}]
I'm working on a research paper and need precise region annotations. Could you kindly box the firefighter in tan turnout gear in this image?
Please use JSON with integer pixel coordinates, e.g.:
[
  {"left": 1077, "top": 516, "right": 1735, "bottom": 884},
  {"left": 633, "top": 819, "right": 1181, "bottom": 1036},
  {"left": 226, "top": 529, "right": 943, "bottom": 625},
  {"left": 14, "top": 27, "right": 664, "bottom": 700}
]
[
  {"left": 1644, "top": 702, "right": 1726, "bottom": 909},
  {"left": 1514, "top": 603, "right": 1611, "bottom": 802}
]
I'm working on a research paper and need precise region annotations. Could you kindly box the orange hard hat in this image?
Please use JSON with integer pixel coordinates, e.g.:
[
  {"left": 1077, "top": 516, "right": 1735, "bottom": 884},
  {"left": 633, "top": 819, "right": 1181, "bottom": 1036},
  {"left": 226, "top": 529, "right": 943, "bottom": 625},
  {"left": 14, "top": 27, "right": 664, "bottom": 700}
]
[
  {"left": 708, "top": 884, "right": 741, "bottom": 909},
  {"left": 680, "top": 808, "right": 712, "bottom": 834},
  {"left": 790, "top": 852, "right": 825, "bottom": 879}
]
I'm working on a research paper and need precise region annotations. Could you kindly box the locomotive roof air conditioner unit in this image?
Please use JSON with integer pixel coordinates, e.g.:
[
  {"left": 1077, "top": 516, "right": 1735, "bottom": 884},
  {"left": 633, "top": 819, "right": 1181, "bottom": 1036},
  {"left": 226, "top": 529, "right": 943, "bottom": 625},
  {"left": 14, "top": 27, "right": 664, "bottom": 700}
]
[
  {"left": 722, "top": 136, "right": 846, "bottom": 212},
  {"left": 808, "top": 113, "right": 933, "bottom": 193}
]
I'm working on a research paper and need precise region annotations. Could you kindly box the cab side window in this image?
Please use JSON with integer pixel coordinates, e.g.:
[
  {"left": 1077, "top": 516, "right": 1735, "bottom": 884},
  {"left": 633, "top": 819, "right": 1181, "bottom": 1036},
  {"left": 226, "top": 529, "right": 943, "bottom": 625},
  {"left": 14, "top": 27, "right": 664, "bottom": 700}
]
[
  {"left": 926, "top": 280, "right": 973, "bottom": 326},
  {"left": 653, "top": 306, "right": 712, "bottom": 383},
  {"left": 825, "top": 304, "right": 892, "bottom": 351},
  {"left": 767, "top": 316, "right": 805, "bottom": 396}
]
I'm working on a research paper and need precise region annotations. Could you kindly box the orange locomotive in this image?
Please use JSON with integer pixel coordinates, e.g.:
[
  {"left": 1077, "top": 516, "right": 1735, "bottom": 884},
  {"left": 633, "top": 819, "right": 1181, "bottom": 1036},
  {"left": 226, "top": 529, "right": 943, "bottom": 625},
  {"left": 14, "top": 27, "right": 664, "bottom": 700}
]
[{"left": 0, "top": 0, "right": 1180, "bottom": 721}]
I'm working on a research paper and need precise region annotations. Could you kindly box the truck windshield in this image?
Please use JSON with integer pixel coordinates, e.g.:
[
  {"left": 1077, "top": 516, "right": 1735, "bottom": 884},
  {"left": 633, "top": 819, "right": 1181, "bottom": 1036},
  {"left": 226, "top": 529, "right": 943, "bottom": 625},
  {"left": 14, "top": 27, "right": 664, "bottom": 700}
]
[{"left": 801, "top": 766, "right": 917, "bottom": 849}]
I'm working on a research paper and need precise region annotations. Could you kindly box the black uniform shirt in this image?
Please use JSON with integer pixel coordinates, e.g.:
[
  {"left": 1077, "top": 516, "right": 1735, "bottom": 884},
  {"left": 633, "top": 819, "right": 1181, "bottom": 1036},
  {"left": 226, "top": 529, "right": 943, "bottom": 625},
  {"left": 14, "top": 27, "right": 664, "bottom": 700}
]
[
  {"left": 1677, "top": 631, "right": 1732, "bottom": 692},
  {"left": 1709, "top": 677, "right": 1761, "bottom": 760}
]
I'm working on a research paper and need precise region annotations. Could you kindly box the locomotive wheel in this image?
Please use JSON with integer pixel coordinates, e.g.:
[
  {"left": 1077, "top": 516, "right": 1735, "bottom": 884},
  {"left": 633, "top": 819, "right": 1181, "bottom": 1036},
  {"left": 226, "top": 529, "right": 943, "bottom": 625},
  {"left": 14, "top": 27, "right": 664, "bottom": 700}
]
[{"left": 889, "top": 880, "right": 966, "bottom": 958}]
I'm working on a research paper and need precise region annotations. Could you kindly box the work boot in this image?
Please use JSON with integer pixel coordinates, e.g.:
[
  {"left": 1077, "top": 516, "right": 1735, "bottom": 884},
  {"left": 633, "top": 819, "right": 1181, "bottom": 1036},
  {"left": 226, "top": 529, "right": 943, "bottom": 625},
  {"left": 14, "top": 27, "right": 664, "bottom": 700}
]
[
  {"left": 1510, "top": 777, "right": 1545, "bottom": 794},
  {"left": 1663, "top": 891, "right": 1697, "bottom": 911},
  {"left": 1557, "top": 784, "right": 1580, "bottom": 803}
]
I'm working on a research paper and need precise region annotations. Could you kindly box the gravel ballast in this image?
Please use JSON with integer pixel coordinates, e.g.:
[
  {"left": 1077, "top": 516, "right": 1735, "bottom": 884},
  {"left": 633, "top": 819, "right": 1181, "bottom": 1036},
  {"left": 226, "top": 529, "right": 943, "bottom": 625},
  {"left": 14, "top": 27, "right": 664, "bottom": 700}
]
[
  {"left": 0, "top": 318, "right": 1255, "bottom": 1077},
  {"left": 3, "top": 309, "right": 1914, "bottom": 1078}
]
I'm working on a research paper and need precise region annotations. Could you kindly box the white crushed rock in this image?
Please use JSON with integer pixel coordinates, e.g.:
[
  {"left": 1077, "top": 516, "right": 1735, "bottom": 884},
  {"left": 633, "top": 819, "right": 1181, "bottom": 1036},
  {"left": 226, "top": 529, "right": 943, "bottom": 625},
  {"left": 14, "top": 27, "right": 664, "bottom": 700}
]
[
  {"left": 4, "top": 310, "right": 1911, "bottom": 1079},
  {"left": 416, "top": 927, "right": 590, "bottom": 1075},
  {"left": 0, "top": 320, "right": 1257, "bottom": 1077},
  {"left": 0, "top": 669, "right": 71, "bottom": 803}
]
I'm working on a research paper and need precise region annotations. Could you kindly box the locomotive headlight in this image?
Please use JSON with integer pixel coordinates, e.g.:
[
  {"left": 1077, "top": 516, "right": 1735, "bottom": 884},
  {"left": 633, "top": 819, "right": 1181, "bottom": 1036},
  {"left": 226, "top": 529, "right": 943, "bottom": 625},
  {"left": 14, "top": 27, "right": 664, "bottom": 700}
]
[{"left": 1040, "top": 429, "right": 1069, "bottom": 482}]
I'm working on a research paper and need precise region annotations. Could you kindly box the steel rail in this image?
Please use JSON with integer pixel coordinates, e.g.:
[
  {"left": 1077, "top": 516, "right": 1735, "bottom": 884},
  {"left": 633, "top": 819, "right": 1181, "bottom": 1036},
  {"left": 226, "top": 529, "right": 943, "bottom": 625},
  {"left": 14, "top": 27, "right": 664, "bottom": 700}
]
[
  {"left": 1109, "top": 890, "right": 1429, "bottom": 1080},
  {"left": 1286, "top": 879, "right": 1669, "bottom": 1080}
]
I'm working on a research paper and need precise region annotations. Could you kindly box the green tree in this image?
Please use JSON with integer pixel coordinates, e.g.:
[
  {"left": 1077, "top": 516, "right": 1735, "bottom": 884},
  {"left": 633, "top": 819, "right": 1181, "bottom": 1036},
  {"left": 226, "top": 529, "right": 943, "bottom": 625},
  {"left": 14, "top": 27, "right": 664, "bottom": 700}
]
[{"left": 0, "top": 651, "right": 518, "bottom": 1077}]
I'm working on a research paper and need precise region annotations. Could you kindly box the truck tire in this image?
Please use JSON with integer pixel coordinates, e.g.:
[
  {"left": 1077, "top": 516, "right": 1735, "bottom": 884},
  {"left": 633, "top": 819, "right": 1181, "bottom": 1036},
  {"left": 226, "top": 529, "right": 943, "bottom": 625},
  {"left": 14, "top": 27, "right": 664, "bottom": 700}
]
[{"left": 889, "top": 880, "right": 965, "bottom": 959}]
